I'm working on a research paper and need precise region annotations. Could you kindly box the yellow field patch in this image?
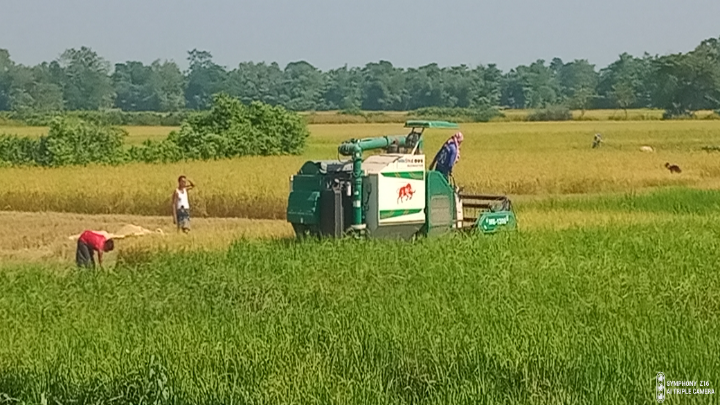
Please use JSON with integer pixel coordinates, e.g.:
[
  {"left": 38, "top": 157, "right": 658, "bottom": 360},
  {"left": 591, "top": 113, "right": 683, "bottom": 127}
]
[
  {"left": 0, "top": 125, "right": 178, "bottom": 145},
  {"left": 1, "top": 120, "right": 719, "bottom": 220},
  {"left": 0, "top": 126, "right": 47, "bottom": 137},
  {"left": 0, "top": 116, "right": 719, "bottom": 264},
  {"left": 0, "top": 211, "right": 292, "bottom": 265}
]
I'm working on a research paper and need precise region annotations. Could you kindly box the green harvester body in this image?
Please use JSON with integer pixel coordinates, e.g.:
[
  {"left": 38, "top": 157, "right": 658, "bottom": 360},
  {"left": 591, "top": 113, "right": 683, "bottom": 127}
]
[{"left": 286, "top": 120, "right": 517, "bottom": 239}]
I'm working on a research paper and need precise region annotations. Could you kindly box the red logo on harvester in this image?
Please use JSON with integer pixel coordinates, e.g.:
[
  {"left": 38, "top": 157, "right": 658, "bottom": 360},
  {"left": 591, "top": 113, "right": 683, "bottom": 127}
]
[{"left": 397, "top": 183, "right": 416, "bottom": 203}]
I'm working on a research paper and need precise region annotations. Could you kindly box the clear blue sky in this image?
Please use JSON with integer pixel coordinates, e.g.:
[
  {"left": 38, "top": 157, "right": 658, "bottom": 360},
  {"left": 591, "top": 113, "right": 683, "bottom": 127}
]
[{"left": 2, "top": 0, "right": 719, "bottom": 71}]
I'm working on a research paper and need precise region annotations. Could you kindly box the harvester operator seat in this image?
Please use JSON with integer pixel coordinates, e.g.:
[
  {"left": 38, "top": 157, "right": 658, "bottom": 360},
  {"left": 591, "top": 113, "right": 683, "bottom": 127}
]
[{"left": 405, "top": 131, "right": 422, "bottom": 154}]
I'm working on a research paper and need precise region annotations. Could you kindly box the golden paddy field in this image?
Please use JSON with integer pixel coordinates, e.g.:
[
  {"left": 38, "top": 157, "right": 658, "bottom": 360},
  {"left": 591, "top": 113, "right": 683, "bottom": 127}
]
[{"left": 1, "top": 118, "right": 720, "bottom": 263}]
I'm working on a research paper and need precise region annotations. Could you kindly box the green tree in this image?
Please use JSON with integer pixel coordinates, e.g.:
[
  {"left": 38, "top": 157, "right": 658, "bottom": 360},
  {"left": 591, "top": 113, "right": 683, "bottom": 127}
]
[
  {"left": 7, "top": 63, "right": 34, "bottom": 112},
  {"left": 185, "top": 49, "right": 227, "bottom": 110},
  {"left": 473, "top": 64, "right": 503, "bottom": 109},
  {"left": 557, "top": 59, "right": 599, "bottom": 117},
  {"left": 281, "top": 61, "right": 326, "bottom": 111},
  {"left": 611, "top": 81, "right": 637, "bottom": 118},
  {"left": 598, "top": 53, "right": 653, "bottom": 111},
  {"left": 0, "top": 49, "right": 14, "bottom": 111},
  {"left": 502, "top": 60, "right": 560, "bottom": 109},
  {"left": 441, "top": 65, "right": 472, "bottom": 108},
  {"left": 6, "top": 61, "right": 63, "bottom": 113},
  {"left": 226, "top": 62, "right": 284, "bottom": 106},
  {"left": 1, "top": 36, "right": 719, "bottom": 116},
  {"left": 112, "top": 61, "right": 156, "bottom": 111},
  {"left": 57, "top": 47, "right": 115, "bottom": 110},
  {"left": 9, "top": 69, "right": 64, "bottom": 113},
  {"left": 404, "top": 64, "right": 444, "bottom": 110},
  {"left": 500, "top": 69, "right": 527, "bottom": 108},
  {"left": 323, "top": 65, "right": 361, "bottom": 110},
  {"left": 361, "top": 61, "right": 407, "bottom": 110},
  {"left": 151, "top": 60, "right": 185, "bottom": 111},
  {"left": 112, "top": 60, "right": 185, "bottom": 111},
  {"left": 650, "top": 42, "right": 720, "bottom": 117}
]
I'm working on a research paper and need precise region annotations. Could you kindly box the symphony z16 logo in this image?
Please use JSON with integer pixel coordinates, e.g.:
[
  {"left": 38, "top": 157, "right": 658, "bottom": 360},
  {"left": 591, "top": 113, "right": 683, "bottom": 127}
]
[
  {"left": 656, "top": 372, "right": 714, "bottom": 402},
  {"left": 657, "top": 373, "right": 666, "bottom": 403},
  {"left": 397, "top": 183, "right": 416, "bottom": 203}
]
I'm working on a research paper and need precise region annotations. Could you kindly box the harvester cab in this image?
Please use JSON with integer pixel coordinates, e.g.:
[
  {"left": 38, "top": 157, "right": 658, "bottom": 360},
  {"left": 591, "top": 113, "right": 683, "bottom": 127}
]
[{"left": 286, "top": 120, "right": 517, "bottom": 239}]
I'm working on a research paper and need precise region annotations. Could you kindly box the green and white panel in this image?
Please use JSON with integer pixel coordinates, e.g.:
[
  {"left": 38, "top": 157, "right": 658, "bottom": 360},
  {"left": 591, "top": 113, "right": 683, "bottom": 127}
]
[{"left": 376, "top": 155, "right": 426, "bottom": 224}]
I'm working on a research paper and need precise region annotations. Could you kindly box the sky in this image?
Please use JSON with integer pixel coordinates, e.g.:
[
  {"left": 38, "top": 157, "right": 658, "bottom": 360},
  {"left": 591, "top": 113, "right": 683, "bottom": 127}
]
[{"left": 1, "top": 0, "right": 720, "bottom": 71}]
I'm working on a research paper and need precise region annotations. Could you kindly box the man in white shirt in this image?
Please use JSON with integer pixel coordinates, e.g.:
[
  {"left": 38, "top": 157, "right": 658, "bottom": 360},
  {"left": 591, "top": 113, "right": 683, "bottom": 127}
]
[{"left": 172, "top": 175, "right": 195, "bottom": 233}]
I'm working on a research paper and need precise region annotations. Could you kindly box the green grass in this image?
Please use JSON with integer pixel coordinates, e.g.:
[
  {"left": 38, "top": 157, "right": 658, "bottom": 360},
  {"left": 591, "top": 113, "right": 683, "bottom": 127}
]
[
  {"left": 2, "top": 215, "right": 719, "bottom": 403},
  {"left": 520, "top": 187, "right": 720, "bottom": 214}
]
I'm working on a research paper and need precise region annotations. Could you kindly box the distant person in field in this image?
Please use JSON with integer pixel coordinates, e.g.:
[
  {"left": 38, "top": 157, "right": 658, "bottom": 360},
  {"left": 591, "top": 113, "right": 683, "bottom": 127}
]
[
  {"left": 429, "top": 132, "right": 464, "bottom": 180},
  {"left": 592, "top": 133, "right": 603, "bottom": 148},
  {"left": 76, "top": 230, "right": 114, "bottom": 268},
  {"left": 172, "top": 175, "right": 195, "bottom": 233}
]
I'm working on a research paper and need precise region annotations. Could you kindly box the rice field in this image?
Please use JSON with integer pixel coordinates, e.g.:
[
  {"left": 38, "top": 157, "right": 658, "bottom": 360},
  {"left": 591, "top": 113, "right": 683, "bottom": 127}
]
[
  {"left": 4, "top": 188, "right": 717, "bottom": 265},
  {"left": 1, "top": 207, "right": 719, "bottom": 403},
  {"left": 1, "top": 120, "right": 720, "bottom": 220},
  {"left": 0, "top": 125, "right": 178, "bottom": 145},
  {"left": 1, "top": 118, "right": 720, "bottom": 403}
]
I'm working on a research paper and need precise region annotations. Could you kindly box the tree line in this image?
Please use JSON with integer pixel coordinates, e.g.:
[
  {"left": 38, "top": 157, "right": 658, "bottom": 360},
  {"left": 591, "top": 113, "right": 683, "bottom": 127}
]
[{"left": 0, "top": 36, "right": 719, "bottom": 117}]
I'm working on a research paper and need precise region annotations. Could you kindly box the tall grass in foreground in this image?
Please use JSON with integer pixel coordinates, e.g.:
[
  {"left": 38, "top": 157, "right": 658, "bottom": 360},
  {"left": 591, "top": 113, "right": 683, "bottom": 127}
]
[{"left": 1, "top": 220, "right": 719, "bottom": 404}]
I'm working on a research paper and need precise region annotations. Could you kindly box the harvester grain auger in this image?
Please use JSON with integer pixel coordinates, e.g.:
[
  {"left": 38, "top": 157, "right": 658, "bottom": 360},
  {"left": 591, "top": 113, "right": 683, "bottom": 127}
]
[{"left": 286, "top": 120, "right": 517, "bottom": 239}]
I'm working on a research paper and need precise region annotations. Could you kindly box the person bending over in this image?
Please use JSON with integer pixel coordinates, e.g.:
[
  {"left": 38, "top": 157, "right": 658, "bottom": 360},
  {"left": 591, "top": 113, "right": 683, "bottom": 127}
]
[{"left": 76, "top": 230, "right": 114, "bottom": 268}]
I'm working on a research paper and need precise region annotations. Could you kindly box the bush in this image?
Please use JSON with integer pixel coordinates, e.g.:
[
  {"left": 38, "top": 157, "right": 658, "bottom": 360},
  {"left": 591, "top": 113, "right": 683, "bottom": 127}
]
[
  {"left": 35, "top": 117, "right": 128, "bottom": 167},
  {"left": 0, "top": 134, "right": 39, "bottom": 165},
  {"left": 527, "top": 105, "right": 573, "bottom": 121},
  {"left": 127, "top": 139, "right": 183, "bottom": 164},
  {"left": 0, "top": 117, "right": 128, "bottom": 167},
  {"left": 137, "top": 94, "right": 309, "bottom": 162},
  {"left": 0, "top": 112, "right": 23, "bottom": 126}
]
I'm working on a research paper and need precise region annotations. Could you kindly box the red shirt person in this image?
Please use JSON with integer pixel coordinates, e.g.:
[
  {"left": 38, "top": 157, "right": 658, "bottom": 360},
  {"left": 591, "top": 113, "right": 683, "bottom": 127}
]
[{"left": 76, "top": 230, "right": 115, "bottom": 268}]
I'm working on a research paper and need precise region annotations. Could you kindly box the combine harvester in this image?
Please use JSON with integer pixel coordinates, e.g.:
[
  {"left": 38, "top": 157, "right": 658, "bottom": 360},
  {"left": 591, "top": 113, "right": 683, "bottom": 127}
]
[{"left": 286, "top": 120, "right": 517, "bottom": 239}]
